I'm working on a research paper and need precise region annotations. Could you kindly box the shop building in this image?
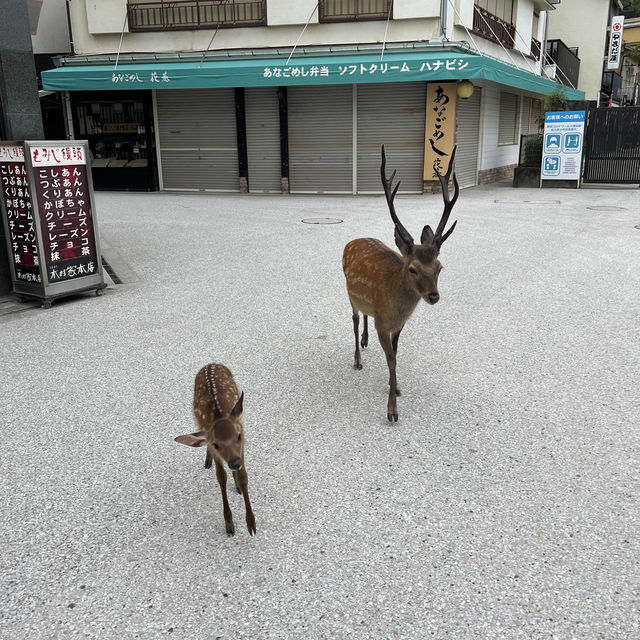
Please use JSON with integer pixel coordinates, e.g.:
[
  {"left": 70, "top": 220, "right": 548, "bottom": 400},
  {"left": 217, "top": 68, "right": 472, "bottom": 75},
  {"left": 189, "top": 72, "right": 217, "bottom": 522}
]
[{"left": 42, "top": 0, "right": 583, "bottom": 194}]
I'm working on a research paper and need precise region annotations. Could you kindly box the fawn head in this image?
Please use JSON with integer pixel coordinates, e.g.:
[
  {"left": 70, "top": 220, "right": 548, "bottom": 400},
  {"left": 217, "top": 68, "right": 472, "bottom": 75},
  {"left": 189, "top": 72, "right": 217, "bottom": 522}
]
[
  {"left": 175, "top": 392, "right": 245, "bottom": 470},
  {"left": 380, "top": 145, "right": 459, "bottom": 305}
]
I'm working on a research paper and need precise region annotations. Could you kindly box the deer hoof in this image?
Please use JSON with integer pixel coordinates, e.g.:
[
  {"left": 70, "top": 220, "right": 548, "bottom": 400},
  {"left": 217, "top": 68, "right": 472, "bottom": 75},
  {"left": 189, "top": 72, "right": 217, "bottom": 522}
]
[
  {"left": 360, "top": 338, "right": 368, "bottom": 348},
  {"left": 226, "top": 523, "right": 235, "bottom": 536},
  {"left": 247, "top": 514, "right": 257, "bottom": 536},
  {"left": 353, "top": 363, "right": 363, "bottom": 370},
  {"left": 396, "top": 388, "right": 401, "bottom": 396},
  {"left": 387, "top": 412, "right": 398, "bottom": 422}
]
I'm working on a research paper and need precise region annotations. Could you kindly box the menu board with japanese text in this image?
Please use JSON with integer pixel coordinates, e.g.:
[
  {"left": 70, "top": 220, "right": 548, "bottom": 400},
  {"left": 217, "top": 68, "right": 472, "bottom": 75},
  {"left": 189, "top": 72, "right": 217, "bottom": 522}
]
[
  {"left": 26, "top": 142, "right": 101, "bottom": 286},
  {"left": 0, "top": 144, "right": 41, "bottom": 284}
]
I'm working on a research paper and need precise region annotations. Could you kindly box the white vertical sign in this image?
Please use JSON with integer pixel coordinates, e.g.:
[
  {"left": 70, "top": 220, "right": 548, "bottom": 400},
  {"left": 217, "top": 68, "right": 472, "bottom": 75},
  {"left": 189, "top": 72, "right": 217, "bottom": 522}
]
[{"left": 607, "top": 16, "right": 624, "bottom": 70}]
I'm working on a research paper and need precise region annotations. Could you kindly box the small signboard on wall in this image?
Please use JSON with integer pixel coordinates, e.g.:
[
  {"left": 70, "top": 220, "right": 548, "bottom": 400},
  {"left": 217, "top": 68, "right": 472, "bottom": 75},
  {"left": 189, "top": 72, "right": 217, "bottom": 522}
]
[
  {"left": 0, "top": 139, "right": 105, "bottom": 307},
  {"left": 541, "top": 111, "right": 586, "bottom": 182}
]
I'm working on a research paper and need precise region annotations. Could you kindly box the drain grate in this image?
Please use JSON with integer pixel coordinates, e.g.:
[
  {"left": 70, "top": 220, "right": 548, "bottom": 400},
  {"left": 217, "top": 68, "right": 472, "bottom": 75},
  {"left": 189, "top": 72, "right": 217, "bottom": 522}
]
[
  {"left": 586, "top": 206, "right": 627, "bottom": 211},
  {"left": 494, "top": 200, "right": 561, "bottom": 204},
  {"left": 101, "top": 257, "right": 123, "bottom": 285},
  {"left": 302, "top": 217, "right": 343, "bottom": 224}
]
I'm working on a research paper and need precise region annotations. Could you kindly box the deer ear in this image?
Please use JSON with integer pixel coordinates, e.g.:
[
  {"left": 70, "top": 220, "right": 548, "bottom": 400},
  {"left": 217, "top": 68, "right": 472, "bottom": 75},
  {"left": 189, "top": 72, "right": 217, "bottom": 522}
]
[
  {"left": 420, "top": 225, "right": 435, "bottom": 245},
  {"left": 231, "top": 391, "right": 244, "bottom": 418},
  {"left": 394, "top": 227, "right": 414, "bottom": 256},
  {"left": 175, "top": 432, "right": 207, "bottom": 447}
]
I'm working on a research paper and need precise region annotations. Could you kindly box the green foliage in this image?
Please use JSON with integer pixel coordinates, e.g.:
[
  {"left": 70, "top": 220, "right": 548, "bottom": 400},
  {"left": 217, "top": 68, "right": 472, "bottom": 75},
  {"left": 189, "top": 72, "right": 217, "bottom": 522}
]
[
  {"left": 627, "top": 45, "right": 640, "bottom": 62},
  {"left": 523, "top": 135, "right": 543, "bottom": 167},
  {"left": 536, "top": 89, "right": 569, "bottom": 129}
]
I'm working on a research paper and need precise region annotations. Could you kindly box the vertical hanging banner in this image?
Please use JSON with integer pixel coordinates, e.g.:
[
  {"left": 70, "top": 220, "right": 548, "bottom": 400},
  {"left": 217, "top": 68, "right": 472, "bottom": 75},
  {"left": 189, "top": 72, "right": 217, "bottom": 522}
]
[
  {"left": 11, "top": 140, "right": 106, "bottom": 306},
  {"left": 607, "top": 16, "right": 625, "bottom": 71},
  {"left": 0, "top": 143, "right": 41, "bottom": 286},
  {"left": 424, "top": 82, "right": 457, "bottom": 181},
  {"left": 541, "top": 111, "right": 586, "bottom": 181}
]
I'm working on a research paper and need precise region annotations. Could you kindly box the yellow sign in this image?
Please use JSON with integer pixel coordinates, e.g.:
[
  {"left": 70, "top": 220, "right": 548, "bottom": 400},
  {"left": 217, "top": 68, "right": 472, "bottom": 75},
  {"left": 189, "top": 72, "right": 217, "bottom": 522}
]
[{"left": 424, "top": 82, "right": 457, "bottom": 181}]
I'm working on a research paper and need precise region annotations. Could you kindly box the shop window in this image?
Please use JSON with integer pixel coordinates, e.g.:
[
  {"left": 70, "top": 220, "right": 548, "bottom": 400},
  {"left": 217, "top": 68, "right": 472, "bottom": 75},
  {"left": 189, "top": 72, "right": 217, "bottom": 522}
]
[
  {"left": 127, "top": 0, "right": 266, "bottom": 32},
  {"left": 498, "top": 92, "right": 519, "bottom": 145},
  {"left": 74, "top": 98, "right": 155, "bottom": 191},
  {"left": 319, "top": 0, "right": 392, "bottom": 23}
]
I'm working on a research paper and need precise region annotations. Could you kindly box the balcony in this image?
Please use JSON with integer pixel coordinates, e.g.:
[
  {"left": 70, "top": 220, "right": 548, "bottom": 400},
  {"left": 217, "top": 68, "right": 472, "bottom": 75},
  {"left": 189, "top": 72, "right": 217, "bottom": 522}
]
[
  {"left": 472, "top": 4, "right": 515, "bottom": 49},
  {"left": 530, "top": 37, "right": 541, "bottom": 60},
  {"left": 127, "top": 0, "right": 266, "bottom": 32},
  {"left": 546, "top": 39, "right": 580, "bottom": 89},
  {"left": 319, "top": 0, "right": 392, "bottom": 23}
]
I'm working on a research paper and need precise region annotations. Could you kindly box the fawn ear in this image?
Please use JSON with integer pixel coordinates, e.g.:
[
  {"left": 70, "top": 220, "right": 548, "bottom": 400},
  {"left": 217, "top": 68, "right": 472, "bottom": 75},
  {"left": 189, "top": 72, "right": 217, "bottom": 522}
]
[
  {"left": 231, "top": 391, "right": 244, "bottom": 418},
  {"left": 420, "top": 225, "right": 435, "bottom": 245},
  {"left": 175, "top": 432, "right": 207, "bottom": 447}
]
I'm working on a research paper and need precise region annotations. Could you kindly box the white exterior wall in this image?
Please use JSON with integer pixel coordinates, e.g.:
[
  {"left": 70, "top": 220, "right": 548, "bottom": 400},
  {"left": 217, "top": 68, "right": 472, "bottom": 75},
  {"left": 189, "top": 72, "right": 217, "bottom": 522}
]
[
  {"left": 268, "top": 0, "right": 318, "bottom": 26},
  {"left": 395, "top": 0, "right": 440, "bottom": 20},
  {"left": 31, "top": 0, "right": 71, "bottom": 54},
  {"left": 546, "top": 0, "right": 609, "bottom": 100},
  {"left": 479, "top": 83, "right": 521, "bottom": 170},
  {"left": 75, "top": 0, "right": 440, "bottom": 55}
]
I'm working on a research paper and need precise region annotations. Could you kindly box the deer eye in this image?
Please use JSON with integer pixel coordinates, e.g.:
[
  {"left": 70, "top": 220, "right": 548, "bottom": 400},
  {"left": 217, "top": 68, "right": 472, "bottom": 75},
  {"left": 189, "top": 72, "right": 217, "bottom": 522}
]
[
  {"left": 409, "top": 267, "right": 418, "bottom": 275},
  {"left": 213, "top": 443, "right": 219, "bottom": 450}
]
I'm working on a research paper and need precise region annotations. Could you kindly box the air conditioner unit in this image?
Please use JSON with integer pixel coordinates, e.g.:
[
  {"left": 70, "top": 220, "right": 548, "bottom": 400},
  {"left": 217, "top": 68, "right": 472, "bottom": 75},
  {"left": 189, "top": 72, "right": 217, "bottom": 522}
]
[{"left": 544, "top": 64, "right": 557, "bottom": 79}]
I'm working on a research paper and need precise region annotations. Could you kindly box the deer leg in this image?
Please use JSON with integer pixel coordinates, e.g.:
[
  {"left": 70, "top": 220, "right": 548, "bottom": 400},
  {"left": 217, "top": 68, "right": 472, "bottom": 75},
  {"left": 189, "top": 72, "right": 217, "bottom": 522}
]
[
  {"left": 391, "top": 328, "right": 403, "bottom": 396},
  {"left": 214, "top": 459, "right": 234, "bottom": 536},
  {"left": 377, "top": 329, "right": 399, "bottom": 422},
  {"left": 204, "top": 448, "right": 213, "bottom": 469},
  {"left": 232, "top": 469, "right": 242, "bottom": 494},
  {"left": 361, "top": 315, "right": 369, "bottom": 348},
  {"left": 351, "top": 308, "right": 363, "bottom": 370},
  {"left": 236, "top": 467, "right": 256, "bottom": 536}
]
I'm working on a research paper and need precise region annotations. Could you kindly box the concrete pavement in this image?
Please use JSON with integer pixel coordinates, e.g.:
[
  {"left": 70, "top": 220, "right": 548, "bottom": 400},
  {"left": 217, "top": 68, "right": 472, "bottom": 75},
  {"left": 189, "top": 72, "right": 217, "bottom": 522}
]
[{"left": 1, "top": 182, "right": 639, "bottom": 639}]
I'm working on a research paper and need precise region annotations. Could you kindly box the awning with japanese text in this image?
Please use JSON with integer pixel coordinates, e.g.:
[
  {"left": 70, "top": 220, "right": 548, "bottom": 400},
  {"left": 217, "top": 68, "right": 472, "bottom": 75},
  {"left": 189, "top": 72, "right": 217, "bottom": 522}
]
[{"left": 42, "top": 50, "right": 584, "bottom": 100}]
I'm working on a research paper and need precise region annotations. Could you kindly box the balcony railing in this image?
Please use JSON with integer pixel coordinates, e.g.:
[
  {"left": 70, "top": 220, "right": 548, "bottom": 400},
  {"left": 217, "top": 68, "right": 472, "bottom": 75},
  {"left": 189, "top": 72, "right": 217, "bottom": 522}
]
[
  {"left": 319, "top": 0, "right": 392, "bottom": 23},
  {"left": 530, "top": 37, "right": 541, "bottom": 60},
  {"left": 127, "top": 0, "right": 266, "bottom": 32},
  {"left": 546, "top": 39, "right": 580, "bottom": 89},
  {"left": 472, "top": 4, "right": 515, "bottom": 49}
]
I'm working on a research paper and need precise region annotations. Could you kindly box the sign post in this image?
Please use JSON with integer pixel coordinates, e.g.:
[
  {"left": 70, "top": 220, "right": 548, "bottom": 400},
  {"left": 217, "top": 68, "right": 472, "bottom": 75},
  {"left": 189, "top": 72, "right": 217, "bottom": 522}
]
[
  {"left": 540, "top": 111, "right": 586, "bottom": 187},
  {"left": 0, "top": 140, "right": 106, "bottom": 307}
]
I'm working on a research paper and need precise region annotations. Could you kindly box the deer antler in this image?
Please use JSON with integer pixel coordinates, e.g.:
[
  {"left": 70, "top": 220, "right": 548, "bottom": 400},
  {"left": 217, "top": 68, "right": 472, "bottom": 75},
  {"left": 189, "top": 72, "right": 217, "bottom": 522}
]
[
  {"left": 433, "top": 146, "right": 459, "bottom": 249},
  {"left": 381, "top": 145, "right": 414, "bottom": 254}
]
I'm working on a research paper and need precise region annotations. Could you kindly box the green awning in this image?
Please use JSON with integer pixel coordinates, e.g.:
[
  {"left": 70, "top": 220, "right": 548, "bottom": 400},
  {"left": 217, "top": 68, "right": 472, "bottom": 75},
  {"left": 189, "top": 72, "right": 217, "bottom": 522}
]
[{"left": 42, "top": 49, "right": 584, "bottom": 100}]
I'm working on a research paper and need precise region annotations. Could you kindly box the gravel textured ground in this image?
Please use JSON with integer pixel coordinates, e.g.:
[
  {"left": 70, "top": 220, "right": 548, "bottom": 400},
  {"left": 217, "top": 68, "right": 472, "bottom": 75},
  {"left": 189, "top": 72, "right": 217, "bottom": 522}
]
[{"left": 1, "top": 182, "right": 639, "bottom": 639}]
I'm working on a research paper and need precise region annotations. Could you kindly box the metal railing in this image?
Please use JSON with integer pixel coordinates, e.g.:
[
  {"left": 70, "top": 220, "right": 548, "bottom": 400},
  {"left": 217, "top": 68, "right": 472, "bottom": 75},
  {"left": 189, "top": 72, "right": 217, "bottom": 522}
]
[
  {"left": 319, "top": 0, "right": 392, "bottom": 23},
  {"left": 530, "top": 37, "right": 541, "bottom": 60},
  {"left": 472, "top": 4, "right": 515, "bottom": 49},
  {"left": 127, "top": 0, "right": 266, "bottom": 31},
  {"left": 621, "top": 82, "right": 639, "bottom": 106},
  {"left": 546, "top": 39, "right": 580, "bottom": 88}
]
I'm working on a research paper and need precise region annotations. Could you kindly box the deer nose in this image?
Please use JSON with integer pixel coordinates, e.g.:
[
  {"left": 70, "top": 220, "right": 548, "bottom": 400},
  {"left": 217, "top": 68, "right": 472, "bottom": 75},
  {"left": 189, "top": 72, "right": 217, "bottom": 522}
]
[
  {"left": 428, "top": 293, "right": 440, "bottom": 304},
  {"left": 228, "top": 457, "right": 242, "bottom": 471}
]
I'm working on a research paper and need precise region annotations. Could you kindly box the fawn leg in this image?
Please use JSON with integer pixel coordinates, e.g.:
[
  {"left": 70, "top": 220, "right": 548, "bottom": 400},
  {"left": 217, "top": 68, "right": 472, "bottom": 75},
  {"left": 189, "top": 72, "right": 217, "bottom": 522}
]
[
  {"left": 377, "top": 329, "right": 398, "bottom": 422},
  {"left": 205, "top": 448, "right": 213, "bottom": 469},
  {"left": 351, "top": 308, "right": 362, "bottom": 370},
  {"left": 215, "top": 459, "right": 234, "bottom": 536},
  {"left": 232, "top": 470, "right": 242, "bottom": 494},
  {"left": 361, "top": 315, "right": 369, "bottom": 348},
  {"left": 236, "top": 467, "right": 256, "bottom": 536}
]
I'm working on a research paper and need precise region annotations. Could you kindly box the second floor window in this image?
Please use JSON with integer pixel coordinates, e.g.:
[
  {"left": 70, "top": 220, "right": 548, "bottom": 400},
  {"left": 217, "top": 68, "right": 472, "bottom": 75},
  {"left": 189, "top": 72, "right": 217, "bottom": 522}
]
[
  {"left": 475, "top": 0, "right": 514, "bottom": 25},
  {"left": 319, "top": 0, "right": 393, "bottom": 23},
  {"left": 127, "top": 0, "right": 267, "bottom": 32}
]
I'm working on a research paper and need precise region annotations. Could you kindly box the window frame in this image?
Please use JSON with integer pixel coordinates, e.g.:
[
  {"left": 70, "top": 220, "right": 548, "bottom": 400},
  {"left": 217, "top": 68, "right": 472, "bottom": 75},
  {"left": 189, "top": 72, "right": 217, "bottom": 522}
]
[{"left": 318, "top": 0, "right": 393, "bottom": 24}]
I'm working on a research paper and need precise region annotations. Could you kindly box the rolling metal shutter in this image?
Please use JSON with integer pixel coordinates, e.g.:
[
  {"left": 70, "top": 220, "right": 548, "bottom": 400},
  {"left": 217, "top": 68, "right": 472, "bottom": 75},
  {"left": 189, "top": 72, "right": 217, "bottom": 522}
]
[
  {"left": 155, "top": 89, "right": 238, "bottom": 191},
  {"left": 521, "top": 97, "right": 532, "bottom": 135},
  {"left": 288, "top": 85, "right": 353, "bottom": 193},
  {"left": 456, "top": 88, "right": 481, "bottom": 189},
  {"left": 245, "top": 87, "right": 281, "bottom": 193},
  {"left": 356, "top": 82, "right": 426, "bottom": 193}
]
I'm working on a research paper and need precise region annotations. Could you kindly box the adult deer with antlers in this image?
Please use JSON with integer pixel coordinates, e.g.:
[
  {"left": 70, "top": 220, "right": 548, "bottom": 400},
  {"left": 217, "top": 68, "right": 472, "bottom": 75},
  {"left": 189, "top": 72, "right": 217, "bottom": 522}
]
[{"left": 342, "top": 145, "right": 459, "bottom": 422}]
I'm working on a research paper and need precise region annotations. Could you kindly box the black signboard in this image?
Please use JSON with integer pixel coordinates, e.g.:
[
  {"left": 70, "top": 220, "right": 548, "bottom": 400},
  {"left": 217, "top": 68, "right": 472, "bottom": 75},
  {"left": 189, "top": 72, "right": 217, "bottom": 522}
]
[
  {"left": 0, "top": 140, "right": 105, "bottom": 306},
  {"left": 0, "top": 143, "right": 41, "bottom": 284}
]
